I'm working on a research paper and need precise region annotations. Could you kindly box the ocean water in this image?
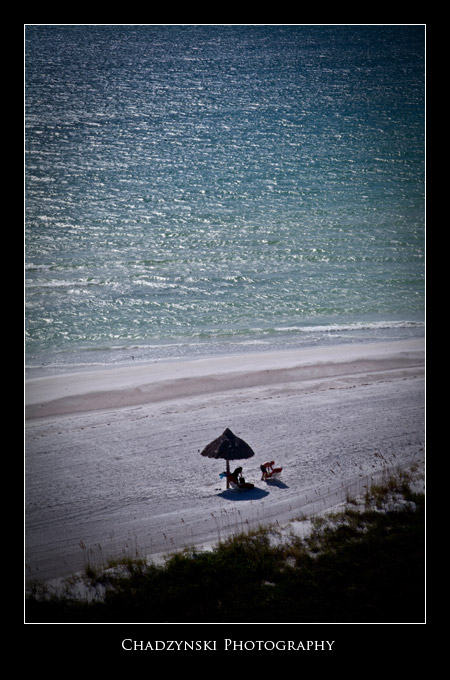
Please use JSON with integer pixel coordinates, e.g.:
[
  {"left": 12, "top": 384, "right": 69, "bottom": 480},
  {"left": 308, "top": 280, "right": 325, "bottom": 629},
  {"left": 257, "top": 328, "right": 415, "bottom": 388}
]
[{"left": 25, "top": 25, "right": 425, "bottom": 377}]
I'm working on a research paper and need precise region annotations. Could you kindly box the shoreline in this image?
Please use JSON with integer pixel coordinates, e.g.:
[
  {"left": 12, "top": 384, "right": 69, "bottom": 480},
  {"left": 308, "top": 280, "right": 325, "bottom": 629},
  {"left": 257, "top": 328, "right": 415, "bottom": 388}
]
[{"left": 25, "top": 337, "right": 424, "bottom": 420}]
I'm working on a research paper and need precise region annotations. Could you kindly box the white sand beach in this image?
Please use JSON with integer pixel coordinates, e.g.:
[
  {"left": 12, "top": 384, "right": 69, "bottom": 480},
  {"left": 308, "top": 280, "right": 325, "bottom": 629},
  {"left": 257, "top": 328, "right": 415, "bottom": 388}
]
[{"left": 25, "top": 337, "right": 425, "bottom": 584}]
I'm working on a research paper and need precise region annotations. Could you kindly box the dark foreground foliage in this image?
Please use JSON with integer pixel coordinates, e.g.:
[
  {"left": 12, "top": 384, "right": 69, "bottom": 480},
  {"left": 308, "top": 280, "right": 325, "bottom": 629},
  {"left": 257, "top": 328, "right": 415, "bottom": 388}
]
[{"left": 26, "top": 478, "right": 425, "bottom": 623}]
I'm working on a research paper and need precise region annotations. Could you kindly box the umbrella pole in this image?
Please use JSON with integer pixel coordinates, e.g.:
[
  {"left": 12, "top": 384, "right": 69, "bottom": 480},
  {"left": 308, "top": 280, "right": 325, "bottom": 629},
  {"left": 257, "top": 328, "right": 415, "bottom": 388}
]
[{"left": 226, "top": 460, "right": 230, "bottom": 489}]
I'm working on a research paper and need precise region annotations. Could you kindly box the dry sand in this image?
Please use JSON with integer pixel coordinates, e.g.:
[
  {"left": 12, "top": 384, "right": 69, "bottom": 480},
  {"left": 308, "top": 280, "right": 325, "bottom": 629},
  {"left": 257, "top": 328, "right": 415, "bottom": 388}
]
[{"left": 25, "top": 338, "right": 425, "bottom": 584}]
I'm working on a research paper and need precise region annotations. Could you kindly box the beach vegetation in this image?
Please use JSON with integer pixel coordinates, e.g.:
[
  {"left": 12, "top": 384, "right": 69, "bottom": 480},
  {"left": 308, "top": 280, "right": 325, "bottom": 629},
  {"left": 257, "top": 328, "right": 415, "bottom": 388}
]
[{"left": 25, "top": 472, "right": 425, "bottom": 623}]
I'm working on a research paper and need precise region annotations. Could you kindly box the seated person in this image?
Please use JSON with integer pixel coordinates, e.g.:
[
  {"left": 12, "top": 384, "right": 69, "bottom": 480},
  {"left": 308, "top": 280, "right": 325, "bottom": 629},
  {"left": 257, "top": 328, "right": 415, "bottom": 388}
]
[{"left": 231, "top": 466, "right": 243, "bottom": 484}]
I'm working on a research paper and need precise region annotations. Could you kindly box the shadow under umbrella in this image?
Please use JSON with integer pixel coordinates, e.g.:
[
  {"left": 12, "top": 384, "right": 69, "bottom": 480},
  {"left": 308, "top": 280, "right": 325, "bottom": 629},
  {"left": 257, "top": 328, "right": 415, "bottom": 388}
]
[{"left": 217, "top": 487, "right": 270, "bottom": 500}]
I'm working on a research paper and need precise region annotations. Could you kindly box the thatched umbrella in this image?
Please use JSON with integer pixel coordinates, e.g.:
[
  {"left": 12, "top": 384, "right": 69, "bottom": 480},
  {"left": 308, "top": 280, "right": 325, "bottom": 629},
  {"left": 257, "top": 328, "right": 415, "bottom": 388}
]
[{"left": 200, "top": 428, "right": 255, "bottom": 488}]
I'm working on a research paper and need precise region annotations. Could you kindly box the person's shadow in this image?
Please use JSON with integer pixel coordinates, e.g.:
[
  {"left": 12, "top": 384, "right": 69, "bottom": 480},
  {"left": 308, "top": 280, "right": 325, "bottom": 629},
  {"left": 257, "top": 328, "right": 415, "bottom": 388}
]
[{"left": 262, "top": 479, "right": 289, "bottom": 489}]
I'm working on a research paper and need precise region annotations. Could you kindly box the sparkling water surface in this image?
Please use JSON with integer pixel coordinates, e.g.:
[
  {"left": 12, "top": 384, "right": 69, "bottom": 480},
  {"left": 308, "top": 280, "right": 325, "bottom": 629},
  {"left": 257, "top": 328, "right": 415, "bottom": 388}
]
[{"left": 25, "top": 25, "right": 425, "bottom": 376}]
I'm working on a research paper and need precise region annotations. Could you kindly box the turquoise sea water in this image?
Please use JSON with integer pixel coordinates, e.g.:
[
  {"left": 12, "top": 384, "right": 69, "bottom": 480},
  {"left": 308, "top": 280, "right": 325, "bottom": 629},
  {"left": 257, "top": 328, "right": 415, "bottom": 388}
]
[{"left": 25, "top": 25, "right": 425, "bottom": 376}]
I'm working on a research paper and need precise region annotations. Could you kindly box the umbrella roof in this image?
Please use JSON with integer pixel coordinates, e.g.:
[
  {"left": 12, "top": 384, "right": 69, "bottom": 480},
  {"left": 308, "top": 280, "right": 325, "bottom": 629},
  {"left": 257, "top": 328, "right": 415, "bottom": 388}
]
[{"left": 200, "top": 428, "right": 255, "bottom": 461}]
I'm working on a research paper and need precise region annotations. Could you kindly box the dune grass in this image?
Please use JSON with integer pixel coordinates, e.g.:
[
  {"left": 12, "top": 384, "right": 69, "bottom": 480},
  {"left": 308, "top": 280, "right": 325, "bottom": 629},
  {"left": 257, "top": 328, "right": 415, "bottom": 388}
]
[{"left": 25, "top": 470, "right": 425, "bottom": 623}]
